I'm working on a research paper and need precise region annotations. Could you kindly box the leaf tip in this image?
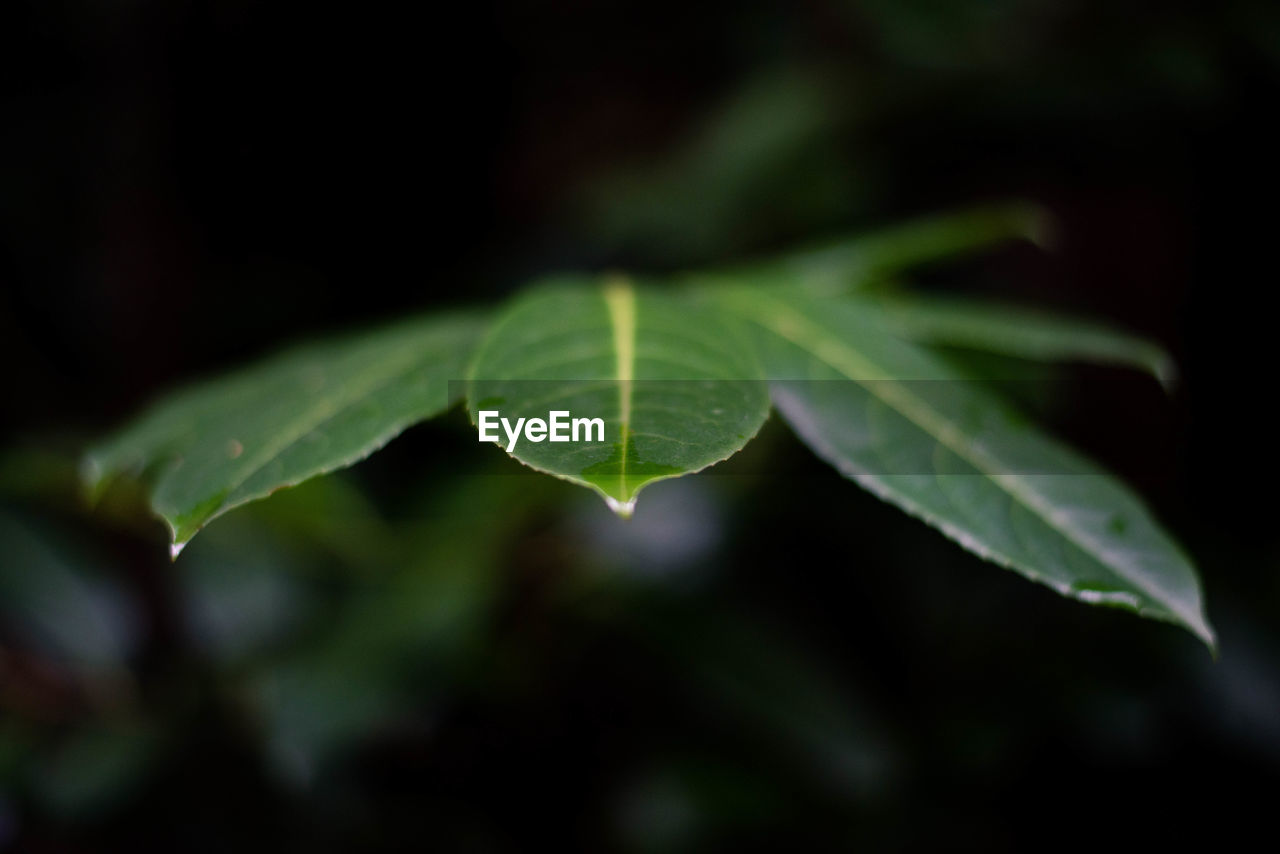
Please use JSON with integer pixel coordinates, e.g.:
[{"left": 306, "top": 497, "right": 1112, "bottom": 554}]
[
  {"left": 1155, "top": 356, "right": 1180, "bottom": 395},
  {"left": 604, "top": 495, "right": 637, "bottom": 519},
  {"left": 1193, "top": 615, "right": 1217, "bottom": 657},
  {"left": 78, "top": 453, "right": 110, "bottom": 508},
  {"left": 1013, "top": 202, "right": 1059, "bottom": 252}
]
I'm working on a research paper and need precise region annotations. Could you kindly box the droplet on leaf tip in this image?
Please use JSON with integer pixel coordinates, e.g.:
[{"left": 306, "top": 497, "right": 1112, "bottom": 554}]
[{"left": 605, "top": 495, "right": 637, "bottom": 518}]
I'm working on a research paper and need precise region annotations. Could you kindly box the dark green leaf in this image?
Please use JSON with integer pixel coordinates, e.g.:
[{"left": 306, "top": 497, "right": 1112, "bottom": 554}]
[
  {"left": 718, "top": 288, "right": 1213, "bottom": 647},
  {"left": 694, "top": 203, "right": 1048, "bottom": 295},
  {"left": 870, "top": 294, "right": 1177, "bottom": 389},
  {"left": 83, "top": 312, "right": 484, "bottom": 554}
]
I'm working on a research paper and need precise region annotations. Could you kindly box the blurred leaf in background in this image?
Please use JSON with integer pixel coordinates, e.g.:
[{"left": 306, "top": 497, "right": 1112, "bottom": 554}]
[{"left": 577, "top": 67, "right": 873, "bottom": 265}]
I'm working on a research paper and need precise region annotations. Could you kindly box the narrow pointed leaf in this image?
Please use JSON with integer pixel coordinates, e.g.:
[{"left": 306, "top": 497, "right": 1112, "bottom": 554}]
[
  {"left": 83, "top": 312, "right": 485, "bottom": 553},
  {"left": 718, "top": 288, "right": 1213, "bottom": 647},
  {"left": 870, "top": 294, "right": 1177, "bottom": 389},
  {"left": 467, "top": 279, "right": 769, "bottom": 514},
  {"left": 695, "top": 203, "right": 1048, "bottom": 295}
]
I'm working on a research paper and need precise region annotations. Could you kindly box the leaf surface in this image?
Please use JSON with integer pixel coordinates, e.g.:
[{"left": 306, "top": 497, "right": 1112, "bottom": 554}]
[
  {"left": 694, "top": 203, "right": 1047, "bottom": 295},
  {"left": 870, "top": 294, "right": 1177, "bottom": 389},
  {"left": 467, "top": 279, "right": 769, "bottom": 514},
  {"left": 718, "top": 288, "right": 1213, "bottom": 647},
  {"left": 84, "top": 312, "right": 484, "bottom": 554}
]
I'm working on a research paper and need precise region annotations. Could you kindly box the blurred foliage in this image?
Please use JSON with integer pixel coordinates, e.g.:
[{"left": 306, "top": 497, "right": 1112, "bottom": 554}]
[{"left": 578, "top": 68, "right": 871, "bottom": 264}]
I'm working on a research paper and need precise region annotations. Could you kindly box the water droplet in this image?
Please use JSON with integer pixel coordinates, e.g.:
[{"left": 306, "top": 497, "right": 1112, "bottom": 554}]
[
  {"left": 169, "top": 541, "right": 187, "bottom": 560},
  {"left": 605, "top": 495, "right": 637, "bottom": 518}
]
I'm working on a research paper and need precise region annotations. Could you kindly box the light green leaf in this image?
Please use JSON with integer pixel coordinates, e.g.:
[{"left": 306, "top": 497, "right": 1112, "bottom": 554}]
[
  {"left": 467, "top": 278, "right": 769, "bottom": 515},
  {"left": 83, "top": 312, "right": 485, "bottom": 555},
  {"left": 869, "top": 294, "right": 1177, "bottom": 389},
  {"left": 718, "top": 288, "right": 1213, "bottom": 647}
]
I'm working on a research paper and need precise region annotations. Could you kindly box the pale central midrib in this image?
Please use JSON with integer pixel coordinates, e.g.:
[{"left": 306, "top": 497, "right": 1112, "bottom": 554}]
[
  {"left": 734, "top": 292, "right": 1197, "bottom": 630},
  {"left": 604, "top": 279, "right": 636, "bottom": 498}
]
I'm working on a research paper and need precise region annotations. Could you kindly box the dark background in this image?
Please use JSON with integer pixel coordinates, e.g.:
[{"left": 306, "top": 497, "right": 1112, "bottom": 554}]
[{"left": 2, "top": 1, "right": 1278, "bottom": 850}]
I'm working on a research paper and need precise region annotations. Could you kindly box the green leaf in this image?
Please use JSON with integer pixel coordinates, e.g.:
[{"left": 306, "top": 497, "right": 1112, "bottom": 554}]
[
  {"left": 717, "top": 288, "right": 1213, "bottom": 648},
  {"left": 694, "top": 203, "right": 1049, "bottom": 295},
  {"left": 467, "top": 278, "right": 769, "bottom": 515},
  {"left": 83, "top": 312, "right": 485, "bottom": 555},
  {"left": 869, "top": 294, "right": 1178, "bottom": 389}
]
